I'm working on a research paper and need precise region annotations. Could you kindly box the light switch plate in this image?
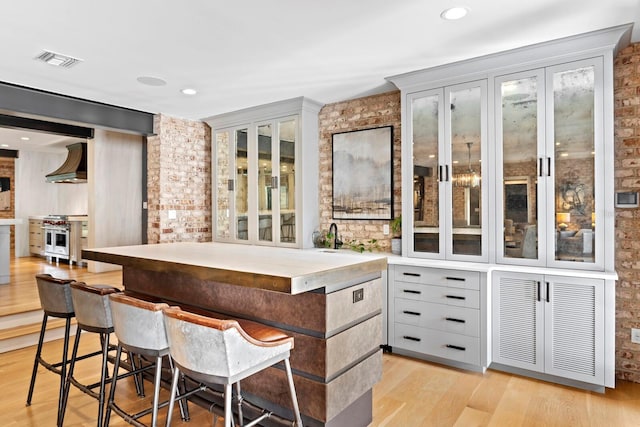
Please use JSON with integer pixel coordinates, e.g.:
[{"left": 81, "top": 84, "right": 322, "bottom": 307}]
[
  {"left": 383, "top": 224, "right": 390, "bottom": 235},
  {"left": 632, "top": 328, "right": 640, "bottom": 344}
]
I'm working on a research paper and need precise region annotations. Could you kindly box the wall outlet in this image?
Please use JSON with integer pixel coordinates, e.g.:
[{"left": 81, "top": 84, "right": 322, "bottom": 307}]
[
  {"left": 632, "top": 328, "right": 640, "bottom": 344},
  {"left": 383, "top": 224, "right": 390, "bottom": 235},
  {"left": 353, "top": 288, "right": 364, "bottom": 303}
]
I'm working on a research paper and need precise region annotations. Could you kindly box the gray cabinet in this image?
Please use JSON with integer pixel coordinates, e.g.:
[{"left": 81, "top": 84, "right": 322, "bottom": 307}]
[
  {"left": 492, "top": 271, "right": 605, "bottom": 386},
  {"left": 389, "top": 264, "right": 486, "bottom": 370}
]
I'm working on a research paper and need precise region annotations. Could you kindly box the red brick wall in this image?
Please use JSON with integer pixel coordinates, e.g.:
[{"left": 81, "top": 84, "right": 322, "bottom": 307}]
[
  {"left": 318, "top": 92, "right": 402, "bottom": 251},
  {"left": 147, "top": 114, "right": 212, "bottom": 244},
  {"left": 0, "top": 158, "right": 15, "bottom": 252},
  {"left": 614, "top": 42, "right": 640, "bottom": 383}
]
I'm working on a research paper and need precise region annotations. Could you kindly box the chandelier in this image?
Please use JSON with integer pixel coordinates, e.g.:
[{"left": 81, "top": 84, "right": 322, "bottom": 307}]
[{"left": 452, "top": 142, "right": 480, "bottom": 188}]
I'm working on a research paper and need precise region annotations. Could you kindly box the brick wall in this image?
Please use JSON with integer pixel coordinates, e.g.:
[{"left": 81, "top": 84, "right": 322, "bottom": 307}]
[
  {"left": 318, "top": 92, "right": 401, "bottom": 251},
  {"left": 614, "top": 42, "right": 640, "bottom": 383},
  {"left": 147, "top": 114, "right": 212, "bottom": 244},
  {"left": 0, "top": 158, "right": 15, "bottom": 252}
]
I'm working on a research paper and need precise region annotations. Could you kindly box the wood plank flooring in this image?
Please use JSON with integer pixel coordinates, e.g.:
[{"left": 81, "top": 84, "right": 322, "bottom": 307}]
[{"left": 1, "top": 256, "right": 640, "bottom": 426}]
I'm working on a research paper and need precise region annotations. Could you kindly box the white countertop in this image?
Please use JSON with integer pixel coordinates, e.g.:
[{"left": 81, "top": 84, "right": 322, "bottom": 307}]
[{"left": 0, "top": 219, "right": 23, "bottom": 225}]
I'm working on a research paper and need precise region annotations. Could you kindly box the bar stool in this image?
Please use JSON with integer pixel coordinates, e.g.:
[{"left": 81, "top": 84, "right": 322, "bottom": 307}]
[
  {"left": 27, "top": 274, "right": 78, "bottom": 422},
  {"left": 105, "top": 293, "right": 190, "bottom": 427},
  {"left": 59, "top": 282, "right": 122, "bottom": 427},
  {"left": 163, "top": 306, "right": 303, "bottom": 427}
]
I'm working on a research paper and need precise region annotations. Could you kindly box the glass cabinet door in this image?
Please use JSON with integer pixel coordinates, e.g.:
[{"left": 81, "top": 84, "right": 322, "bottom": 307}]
[
  {"left": 235, "top": 128, "right": 249, "bottom": 241},
  {"left": 410, "top": 90, "right": 442, "bottom": 256},
  {"left": 279, "top": 119, "right": 297, "bottom": 245},
  {"left": 549, "top": 61, "right": 598, "bottom": 266},
  {"left": 497, "top": 71, "right": 545, "bottom": 264},
  {"left": 257, "top": 124, "right": 273, "bottom": 243},
  {"left": 448, "top": 83, "right": 484, "bottom": 257},
  {"left": 214, "top": 130, "right": 232, "bottom": 240}
]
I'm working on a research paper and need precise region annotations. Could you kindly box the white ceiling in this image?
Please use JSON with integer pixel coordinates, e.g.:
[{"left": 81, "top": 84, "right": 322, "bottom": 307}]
[{"left": 0, "top": 0, "right": 639, "bottom": 151}]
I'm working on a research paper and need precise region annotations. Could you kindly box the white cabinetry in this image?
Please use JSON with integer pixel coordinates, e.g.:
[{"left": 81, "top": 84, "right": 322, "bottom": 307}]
[
  {"left": 206, "top": 97, "right": 322, "bottom": 248},
  {"left": 389, "top": 264, "right": 486, "bottom": 370},
  {"left": 492, "top": 271, "right": 609, "bottom": 387}
]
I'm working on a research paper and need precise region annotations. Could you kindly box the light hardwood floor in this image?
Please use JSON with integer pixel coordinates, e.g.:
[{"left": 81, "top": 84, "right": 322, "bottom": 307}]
[{"left": 1, "top": 256, "right": 640, "bottom": 426}]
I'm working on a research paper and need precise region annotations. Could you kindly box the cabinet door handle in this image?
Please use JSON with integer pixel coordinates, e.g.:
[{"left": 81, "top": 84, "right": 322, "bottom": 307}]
[
  {"left": 537, "top": 281, "right": 541, "bottom": 302},
  {"left": 403, "top": 336, "right": 421, "bottom": 342},
  {"left": 403, "top": 289, "right": 421, "bottom": 295},
  {"left": 546, "top": 281, "right": 550, "bottom": 303},
  {"left": 446, "top": 344, "right": 466, "bottom": 351},
  {"left": 539, "top": 158, "right": 544, "bottom": 177},
  {"left": 547, "top": 157, "right": 552, "bottom": 177},
  {"left": 439, "top": 165, "right": 444, "bottom": 182},
  {"left": 227, "top": 179, "right": 235, "bottom": 191},
  {"left": 445, "top": 317, "right": 466, "bottom": 323},
  {"left": 403, "top": 310, "right": 421, "bottom": 316},
  {"left": 403, "top": 272, "right": 421, "bottom": 277},
  {"left": 445, "top": 295, "right": 466, "bottom": 300},
  {"left": 445, "top": 165, "right": 450, "bottom": 181},
  {"left": 445, "top": 276, "right": 465, "bottom": 282}
]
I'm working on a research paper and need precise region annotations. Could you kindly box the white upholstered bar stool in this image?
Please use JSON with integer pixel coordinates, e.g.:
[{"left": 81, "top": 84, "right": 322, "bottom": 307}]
[
  {"left": 105, "top": 293, "right": 190, "bottom": 427},
  {"left": 163, "top": 307, "right": 303, "bottom": 427},
  {"left": 59, "top": 282, "right": 122, "bottom": 427}
]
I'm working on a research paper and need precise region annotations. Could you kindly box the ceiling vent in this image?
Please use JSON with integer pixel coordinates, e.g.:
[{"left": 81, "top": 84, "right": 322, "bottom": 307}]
[{"left": 34, "top": 50, "right": 82, "bottom": 68}]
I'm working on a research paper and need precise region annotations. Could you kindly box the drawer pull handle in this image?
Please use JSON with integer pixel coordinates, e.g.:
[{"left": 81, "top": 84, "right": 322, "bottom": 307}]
[
  {"left": 445, "top": 295, "right": 466, "bottom": 300},
  {"left": 403, "top": 290, "right": 421, "bottom": 294},
  {"left": 446, "top": 344, "right": 466, "bottom": 351},
  {"left": 445, "top": 276, "right": 465, "bottom": 282},
  {"left": 403, "top": 272, "right": 421, "bottom": 277},
  {"left": 403, "top": 310, "right": 421, "bottom": 316},
  {"left": 445, "top": 317, "right": 466, "bottom": 323},
  {"left": 403, "top": 336, "right": 421, "bottom": 342}
]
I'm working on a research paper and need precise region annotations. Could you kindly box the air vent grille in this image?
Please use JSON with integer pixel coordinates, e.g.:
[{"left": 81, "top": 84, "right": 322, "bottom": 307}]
[{"left": 34, "top": 50, "right": 82, "bottom": 68}]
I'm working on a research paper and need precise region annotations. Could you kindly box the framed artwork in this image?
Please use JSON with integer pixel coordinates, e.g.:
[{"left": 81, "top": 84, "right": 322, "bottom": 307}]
[{"left": 332, "top": 126, "right": 393, "bottom": 220}]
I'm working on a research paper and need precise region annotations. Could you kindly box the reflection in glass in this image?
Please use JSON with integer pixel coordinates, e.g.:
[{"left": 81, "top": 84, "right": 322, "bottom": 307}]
[
  {"left": 279, "top": 120, "right": 296, "bottom": 243},
  {"left": 501, "top": 77, "right": 539, "bottom": 259},
  {"left": 235, "top": 129, "right": 248, "bottom": 240},
  {"left": 215, "top": 131, "right": 231, "bottom": 240},
  {"left": 553, "top": 66, "right": 595, "bottom": 262},
  {"left": 412, "top": 94, "right": 440, "bottom": 253},
  {"left": 450, "top": 86, "right": 482, "bottom": 256},
  {"left": 258, "top": 124, "right": 273, "bottom": 242}
]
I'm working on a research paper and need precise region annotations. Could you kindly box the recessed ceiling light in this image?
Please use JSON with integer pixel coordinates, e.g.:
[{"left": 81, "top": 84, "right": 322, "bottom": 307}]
[
  {"left": 20, "top": 136, "right": 30, "bottom": 141},
  {"left": 137, "top": 76, "right": 167, "bottom": 86},
  {"left": 0, "top": 144, "right": 9, "bottom": 148},
  {"left": 34, "top": 50, "right": 82, "bottom": 68},
  {"left": 440, "top": 7, "right": 468, "bottom": 20},
  {"left": 181, "top": 88, "right": 197, "bottom": 95}
]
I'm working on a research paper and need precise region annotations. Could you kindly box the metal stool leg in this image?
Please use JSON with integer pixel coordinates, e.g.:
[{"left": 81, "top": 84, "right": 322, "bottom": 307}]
[
  {"left": 103, "top": 344, "right": 123, "bottom": 427},
  {"left": 26, "top": 313, "right": 48, "bottom": 406},
  {"left": 96, "top": 332, "right": 111, "bottom": 427},
  {"left": 284, "top": 358, "right": 303, "bottom": 427},
  {"left": 166, "top": 366, "right": 181, "bottom": 427},
  {"left": 224, "top": 383, "right": 233, "bottom": 427},
  {"left": 59, "top": 328, "right": 82, "bottom": 427}
]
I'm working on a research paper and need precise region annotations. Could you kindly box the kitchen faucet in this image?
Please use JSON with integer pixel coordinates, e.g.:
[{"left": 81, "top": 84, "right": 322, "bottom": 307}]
[{"left": 329, "top": 222, "right": 343, "bottom": 249}]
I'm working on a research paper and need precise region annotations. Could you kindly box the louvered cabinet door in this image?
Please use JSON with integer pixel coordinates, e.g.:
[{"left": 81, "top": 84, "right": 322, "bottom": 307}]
[
  {"left": 492, "top": 272, "right": 544, "bottom": 372},
  {"left": 544, "top": 276, "right": 604, "bottom": 384}
]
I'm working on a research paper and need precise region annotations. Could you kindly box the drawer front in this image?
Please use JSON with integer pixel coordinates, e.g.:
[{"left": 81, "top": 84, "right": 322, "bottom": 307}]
[
  {"left": 394, "top": 282, "right": 479, "bottom": 309},
  {"left": 395, "top": 299, "right": 480, "bottom": 337},
  {"left": 393, "top": 323, "right": 480, "bottom": 365},
  {"left": 394, "top": 266, "right": 480, "bottom": 290}
]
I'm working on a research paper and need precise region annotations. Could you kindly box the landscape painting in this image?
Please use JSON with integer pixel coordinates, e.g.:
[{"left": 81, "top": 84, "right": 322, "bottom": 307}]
[{"left": 332, "top": 126, "right": 393, "bottom": 219}]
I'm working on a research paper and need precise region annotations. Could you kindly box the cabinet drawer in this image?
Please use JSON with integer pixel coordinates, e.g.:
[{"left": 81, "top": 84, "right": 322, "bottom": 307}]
[
  {"left": 395, "top": 299, "right": 480, "bottom": 337},
  {"left": 394, "top": 266, "right": 480, "bottom": 290},
  {"left": 393, "top": 323, "right": 480, "bottom": 365},
  {"left": 394, "top": 282, "right": 479, "bottom": 309}
]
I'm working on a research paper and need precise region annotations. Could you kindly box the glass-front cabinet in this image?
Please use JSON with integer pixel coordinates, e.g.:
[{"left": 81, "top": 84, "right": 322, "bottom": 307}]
[
  {"left": 408, "top": 80, "right": 487, "bottom": 261},
  {"left": 496, "top": 58, "right": 603, "bottom": 270},
  {"left": 208, "top": 97, "right": 321, "bottom": 248}
]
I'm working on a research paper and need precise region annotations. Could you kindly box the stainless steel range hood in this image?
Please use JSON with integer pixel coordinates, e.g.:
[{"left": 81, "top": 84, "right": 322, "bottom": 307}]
[{"left": 46, "top": 142, "right": 87, "bottom": 183}]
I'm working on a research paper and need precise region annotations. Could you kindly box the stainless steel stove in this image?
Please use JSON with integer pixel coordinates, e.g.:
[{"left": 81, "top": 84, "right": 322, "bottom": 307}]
[{"left": 43, "top": 215, "right": 70, "bottom": 261}]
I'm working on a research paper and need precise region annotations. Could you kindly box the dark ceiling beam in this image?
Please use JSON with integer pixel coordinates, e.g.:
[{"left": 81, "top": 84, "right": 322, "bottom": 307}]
[
  {"left": 0, "top": 81, "right": 154, "bottom": 136},
  {"left": 0, "top": 114, "right": 94, "bottom": 139}
]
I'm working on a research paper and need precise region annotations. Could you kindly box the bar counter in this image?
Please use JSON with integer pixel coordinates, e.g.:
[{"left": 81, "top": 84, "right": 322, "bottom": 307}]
[{"left": 83, "top": 242, "right": 388, "bottom": 427}]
